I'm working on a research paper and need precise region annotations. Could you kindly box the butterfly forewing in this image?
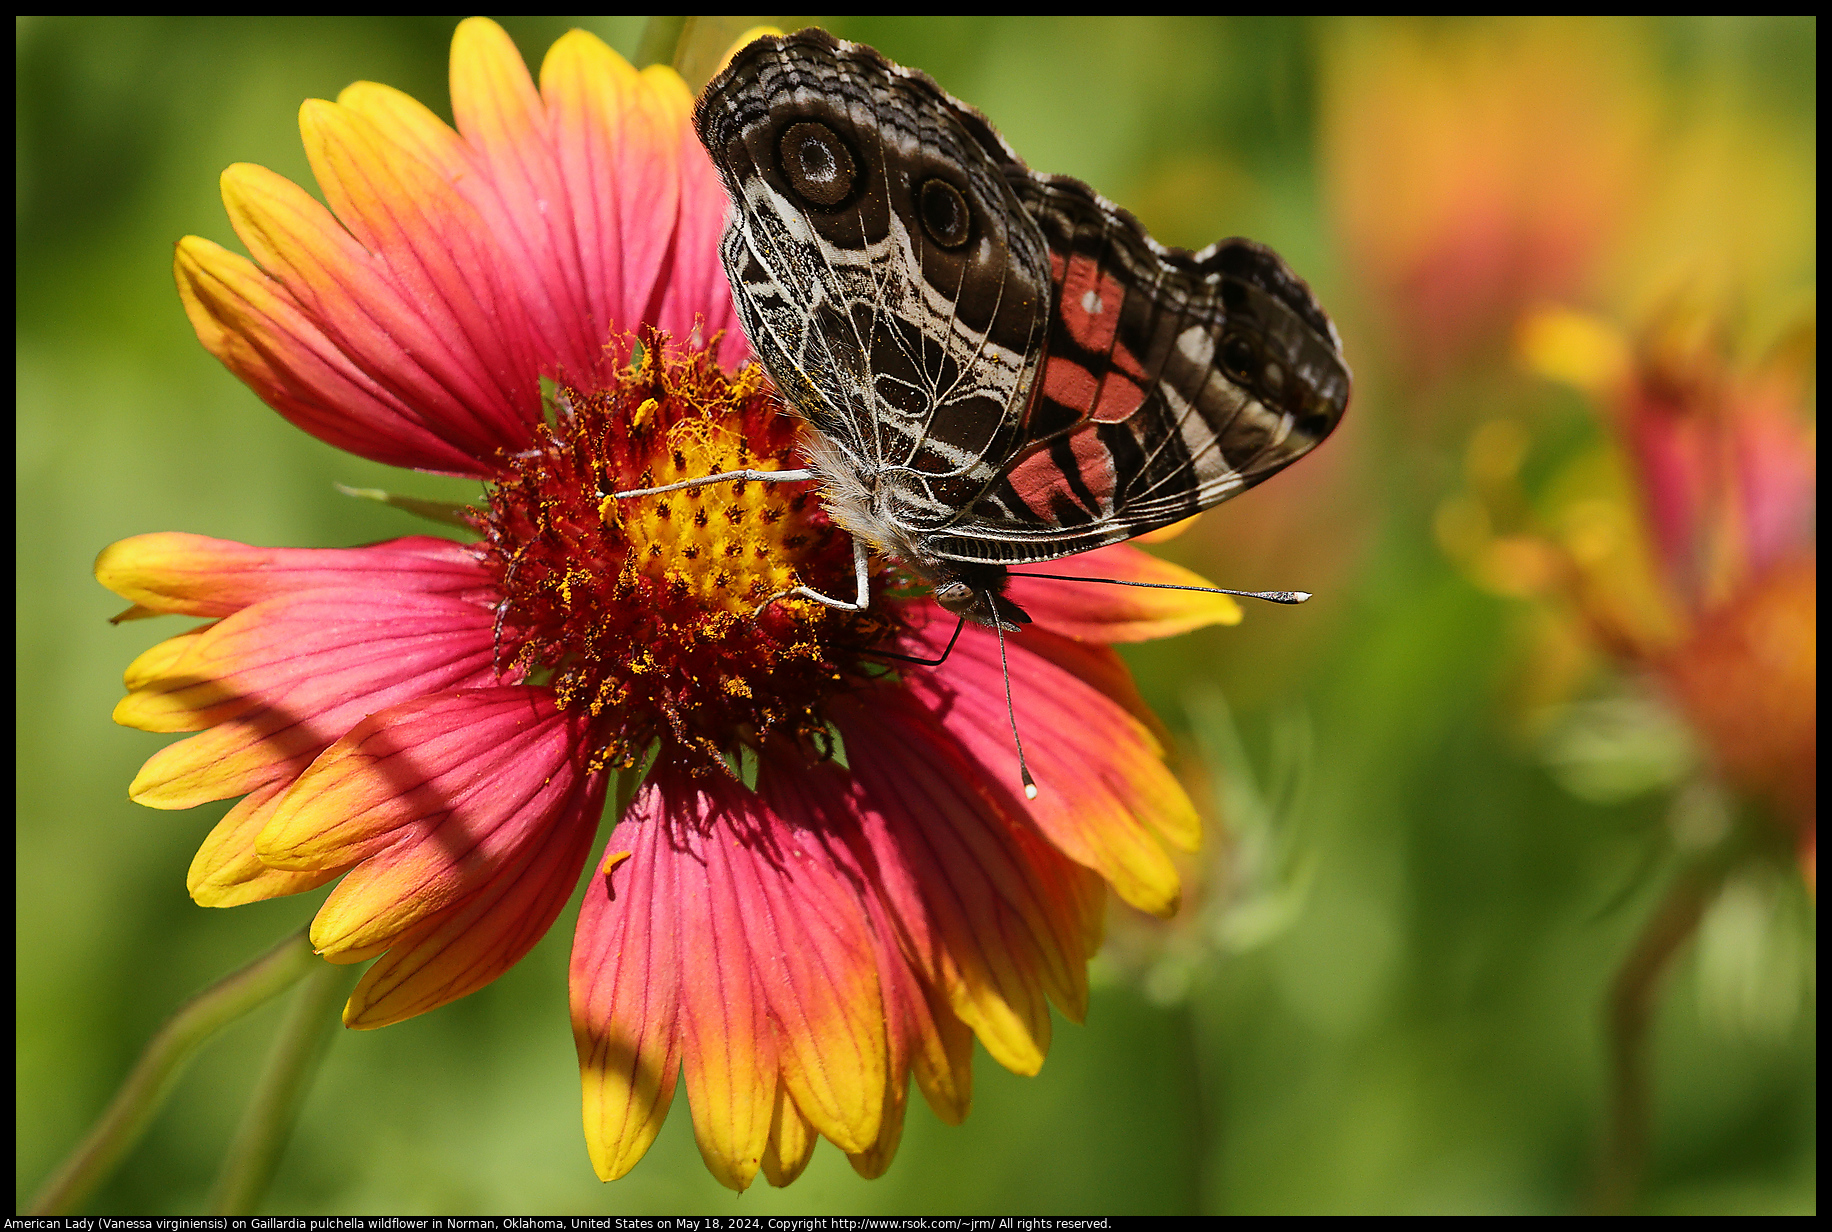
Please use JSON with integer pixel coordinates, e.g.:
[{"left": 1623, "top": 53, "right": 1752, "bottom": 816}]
[
  {"left": 929, "top": 176, "right": 1352, "bottom": 565},
  {"left": 695, "top": 32, "right": 1053, "bottom": 531}
]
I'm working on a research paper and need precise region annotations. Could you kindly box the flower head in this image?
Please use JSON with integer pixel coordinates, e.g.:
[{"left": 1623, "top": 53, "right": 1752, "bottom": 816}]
[
  {"left": 1500, "top": 304, "right": 1816, "bottom": 884},
  {"left": 100, "top": 18, "right": 1238, "bottom": 1189}
]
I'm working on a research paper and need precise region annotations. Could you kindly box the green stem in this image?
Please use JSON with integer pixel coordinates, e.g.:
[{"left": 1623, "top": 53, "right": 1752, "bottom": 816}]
[
  {"left": 634, "top": 15, "right": 689, "bottom": 69},
  {"left": 1589, "top": 857, "right": 1733, "bottom": 1215},
  {"left": 28, "top": 929, "right": 324, "bottom": 1215},
  {"left": 208, "top": 958, "right": 357, "bottom": 1215}
]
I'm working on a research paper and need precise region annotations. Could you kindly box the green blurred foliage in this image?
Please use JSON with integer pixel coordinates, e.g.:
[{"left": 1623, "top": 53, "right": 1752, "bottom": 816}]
[{"left": 15, "top": 14, "right": 1814, "bottom": 1215}]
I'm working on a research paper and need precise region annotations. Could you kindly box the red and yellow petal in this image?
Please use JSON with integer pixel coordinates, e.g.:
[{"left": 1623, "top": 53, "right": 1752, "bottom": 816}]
[
  {"left": 115, "top": 588, "right": 497, "bottom": 735},
  {"left": 96, "top": 533, "right": 489, "bottom": 619},
  {"left": 535, "top": 29, "right": 682, "bottom": 359},
  {"left": 261, "top": 688, "right": 595, "bottom": 955},
  {"left": 335, "top": 66, "right": 622, "bottom": 394},
  {"left": 761, "top": 761, "right": 976, "bottom": 1131},
  {"left": 179, "top": 15, "right": 747, "bottom": 473},
  {"left": 663, "top": 772, "right": 888, "bottom": 1189},
  {"left": 572, "top": 810, "right": 686, "bottom": 1183},
  {"left": 128, "top": 721, "right": 318, "bottom": 812},
  {"left": 450, "top": 20, "right": 600, "bottom": 381},
  {"left": 120, "top": 588, "right": 499, "bottom": 810},
  {"left": 298, "top": 97, "right": 544, "bottom": 439},
  {"left": 755, "top": 760, "right": 973, "bottom": 1180},
  {"left": 656, "top": 100, "right": 750, "bottom": 368},
  {"left": 830, "top": 691, "right": 1096, "bottom": 1076},
  {"left": 187, "top": 780, "right": 341, "bottom": 907},
  {"left": 343, "top": 762, "right": 606, "bottom": 1027},
  {"left": 667, "top": 801, "right": 778, "bottom": 1191},
  {"left": 174, "top": 234, "right": 490, "bottom": 473},
  {"left": 120, "top": 625, "right": 216, "bottom": 720},
  {"left": 1006, "top": 543, "right": 1243, "bottom": 643},
  {"left": 534, "top": 25, "right": 748, "bottom": 369},
  {"left": 571, "top": 770, "right": 895, "bottom": 1190},
  {"left": 759, "top": 1086, "right": 819, "bottom": 1188},
  {"left": 905, "top": 622, "right": 1198, "bottom": 916},
  {"left": 722, "top": 832, "right": 884, "bottom": 1155},
  {"left": 218, "top": 157, "right": 535, "bottom": 462}
]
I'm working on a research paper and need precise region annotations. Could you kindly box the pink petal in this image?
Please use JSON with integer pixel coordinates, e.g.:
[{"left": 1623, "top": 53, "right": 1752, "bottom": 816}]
[{"left": 1732, "top": 389, "right": 1817, "bottom": 574}]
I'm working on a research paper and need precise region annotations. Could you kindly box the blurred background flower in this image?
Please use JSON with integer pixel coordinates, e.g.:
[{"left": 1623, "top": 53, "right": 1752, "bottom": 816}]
[
  {"left": 1511, "top": 305, "right": 1815, "bottom": 872},
  {"left": 16, "top": 15, "right": 1814, "bottom": 1215}
]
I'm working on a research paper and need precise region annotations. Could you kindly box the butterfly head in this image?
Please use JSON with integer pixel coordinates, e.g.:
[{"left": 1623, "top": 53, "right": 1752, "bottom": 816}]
[{"left": 929, "top": 563, "right": 1032, "bottom": 633}]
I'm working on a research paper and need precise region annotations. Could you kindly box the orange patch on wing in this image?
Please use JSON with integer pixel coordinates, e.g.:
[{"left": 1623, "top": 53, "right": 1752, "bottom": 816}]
[
  {"left": 1001, "top": 428, "right": 1118, "bottom": 520},
  {"left": 1067, "top": 426, "right": 1117, "bottom": 511},
  {"left": 1040, "top": 352, "right": 1146, "bottom": 426},
  {"left": 1058, "top": 254, "right": 1122, "bottom": 354}
]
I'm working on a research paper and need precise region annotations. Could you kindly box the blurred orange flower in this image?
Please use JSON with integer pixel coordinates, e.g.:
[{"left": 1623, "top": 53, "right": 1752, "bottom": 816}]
[
  {"left": 1325, "top": 17, "right": 1814, "bottom": 883},
  {"left": 1323, "top": 19, "right": 1652, "bottom": 382},
  {"left": 1518, "top": 305, "right": 1816, "bottom": 885}
]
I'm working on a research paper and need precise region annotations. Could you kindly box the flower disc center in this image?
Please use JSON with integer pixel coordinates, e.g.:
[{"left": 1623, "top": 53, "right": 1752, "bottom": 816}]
[
  {"left": 476, "top": 341, "right": 893, "bottom": 766},
  {"left": 617, "top": 416, "right": 817, "bottom": 619}
]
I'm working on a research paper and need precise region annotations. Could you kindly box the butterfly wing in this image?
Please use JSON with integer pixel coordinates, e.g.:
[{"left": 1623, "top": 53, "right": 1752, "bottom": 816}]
[
  {"left": 925, "top": 175, "right": 1353, "bottom": 566},
  {"left": 694, "top": 31, "right": 1053, "bottom": 534}
]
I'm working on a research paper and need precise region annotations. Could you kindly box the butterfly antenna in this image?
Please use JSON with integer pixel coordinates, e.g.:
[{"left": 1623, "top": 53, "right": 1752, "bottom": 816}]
[
  {"left": 994, "top": 616, "right": 1038, "bottom": 799},
  {"left": 1007, "top": 572, "right": 1312, "bottom": 604}
]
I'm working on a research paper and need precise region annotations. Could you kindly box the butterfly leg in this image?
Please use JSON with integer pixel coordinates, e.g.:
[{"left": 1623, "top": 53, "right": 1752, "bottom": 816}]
[
  {"left": 753, "top": 534, "right": 872, "bottom": 619},
  {"left": 608, "top": 469, "right": 815, "bottom": 499}
]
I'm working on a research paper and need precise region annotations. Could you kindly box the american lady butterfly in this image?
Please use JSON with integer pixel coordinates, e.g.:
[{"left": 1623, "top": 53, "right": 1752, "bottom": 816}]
[{"left": 625, "top": 29, "right": 1350, "bottom": 636}]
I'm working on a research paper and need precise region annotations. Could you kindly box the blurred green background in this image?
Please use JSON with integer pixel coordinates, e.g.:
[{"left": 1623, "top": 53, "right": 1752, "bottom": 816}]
[{"left": 15, "top": 15, "right": 1815, "bottom": 1215}]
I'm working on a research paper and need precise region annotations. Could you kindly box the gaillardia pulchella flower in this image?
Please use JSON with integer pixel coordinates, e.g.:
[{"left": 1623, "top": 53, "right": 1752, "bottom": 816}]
[{"left": 99, "top": 18, "right": 1239, "bottom": 1189}]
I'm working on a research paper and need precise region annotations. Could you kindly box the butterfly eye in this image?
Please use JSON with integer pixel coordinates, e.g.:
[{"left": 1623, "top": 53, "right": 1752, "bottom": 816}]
[
  {"left": 918, "top": 178, "right": 972, "bottom": 248},
  {"left": 1220, "top": 332, "right": 1260, "bottom": 386},
  {"left": 932, "top": 580, "right": 977, "bottom": 612},
  {"left": 780, "top": 120, "right": 856, "bottom": 207}
]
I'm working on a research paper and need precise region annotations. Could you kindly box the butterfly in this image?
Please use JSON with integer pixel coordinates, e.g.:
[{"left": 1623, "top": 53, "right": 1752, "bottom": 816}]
[{"left": 628, "top": 28, "right": 1350, "bottom": 635}]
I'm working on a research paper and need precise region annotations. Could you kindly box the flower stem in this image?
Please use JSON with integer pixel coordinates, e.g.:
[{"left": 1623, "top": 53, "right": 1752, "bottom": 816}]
[
  {"left": 208, "top": 957, "right": 357, "bottom": 1214},
  {"left": 28, "top": 929, "right": 324, "bottom": 1215},
  {"left": 1589, "top": 856, "right": 1733, "bottom": 1214}
]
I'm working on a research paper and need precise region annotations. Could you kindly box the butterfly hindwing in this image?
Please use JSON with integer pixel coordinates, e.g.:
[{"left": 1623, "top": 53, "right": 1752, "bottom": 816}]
[{"left": 695, "top": 31, "right": 1053, "bottom": 531}]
